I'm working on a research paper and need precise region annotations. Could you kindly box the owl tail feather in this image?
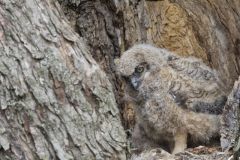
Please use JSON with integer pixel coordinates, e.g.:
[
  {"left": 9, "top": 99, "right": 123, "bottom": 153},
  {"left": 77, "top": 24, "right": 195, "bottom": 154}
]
[{"left": 182, "top": 111, "right": 221, "bottom": 142}]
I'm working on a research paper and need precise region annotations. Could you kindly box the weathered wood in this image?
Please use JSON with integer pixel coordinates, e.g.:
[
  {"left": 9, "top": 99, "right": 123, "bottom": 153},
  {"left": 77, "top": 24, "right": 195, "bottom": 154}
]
[
  {"left": 59, "top": 0, "right": 240, "bottom": 128},
  {"left": 130, "top": 148, "right": 230, "bottom": 160},
  {"left": 221, "top": 77, "right": 240, "bottom": 159},
  {"left": 1, "top": 0, "right": 240, "bottom": 159},
  {"left": 60, "top": 0, "right": 240, "bottom": 158},
  {"left": 121, "top": 0, "right": 240, "bottom": 90},
  {"left": 0, "top": 0, "right": 126, "bottom": 159}
]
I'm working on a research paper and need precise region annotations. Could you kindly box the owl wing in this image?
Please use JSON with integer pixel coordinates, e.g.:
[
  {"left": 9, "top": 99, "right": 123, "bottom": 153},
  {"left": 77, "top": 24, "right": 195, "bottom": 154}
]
[
  {"left": 167, "top": 74, "right": 226, "bottom": 115},
  {"left": 168, "top": 57, "right": 218, "bottom": 82},
  {"left": 169, "top": 87, "right": 226, "bottom": 115}
]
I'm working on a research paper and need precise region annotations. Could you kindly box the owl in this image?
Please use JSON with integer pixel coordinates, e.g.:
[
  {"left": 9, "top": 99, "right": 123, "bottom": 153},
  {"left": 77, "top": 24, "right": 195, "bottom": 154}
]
[{"left": 116, "top": 44, "right": 227, "bottom": 154}]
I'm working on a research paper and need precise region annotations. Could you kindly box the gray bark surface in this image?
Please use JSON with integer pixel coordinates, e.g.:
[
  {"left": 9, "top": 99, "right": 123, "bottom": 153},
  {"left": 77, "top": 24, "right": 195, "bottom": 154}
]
[
  {"left": 59, "top": 0, "right": 240, "bottom": 128},
  {"left": 58, "top": 0, "right": 240, "bottom": 159},
  {"left": 1, "top": 0, "right": 240, "bottom": 159},
  {"left": 131, "top": 148, "right": 230, "bottom": 160},
  {"left": 0, "top": 0, "right": 126, "bottom": 159},
  {"left": 221, "top": 77, "right": 240, "bottom": 159}
]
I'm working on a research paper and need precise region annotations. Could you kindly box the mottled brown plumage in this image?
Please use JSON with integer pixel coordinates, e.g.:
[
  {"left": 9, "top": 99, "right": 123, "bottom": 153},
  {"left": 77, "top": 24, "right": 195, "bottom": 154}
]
[{"left": 116, "top": 44, "right": 227, "bottom": 154}]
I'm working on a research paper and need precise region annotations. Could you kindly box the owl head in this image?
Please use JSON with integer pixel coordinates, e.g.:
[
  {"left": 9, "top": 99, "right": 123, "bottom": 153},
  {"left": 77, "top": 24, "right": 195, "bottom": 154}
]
[{"left": 115, "top": 44, "right": 175, "bottom": 89}]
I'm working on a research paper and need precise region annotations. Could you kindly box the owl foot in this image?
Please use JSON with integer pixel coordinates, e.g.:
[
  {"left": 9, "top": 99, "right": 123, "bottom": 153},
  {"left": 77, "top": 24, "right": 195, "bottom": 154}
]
[{"left": 172, "top": 130, "right": 187, "bottom": 154}]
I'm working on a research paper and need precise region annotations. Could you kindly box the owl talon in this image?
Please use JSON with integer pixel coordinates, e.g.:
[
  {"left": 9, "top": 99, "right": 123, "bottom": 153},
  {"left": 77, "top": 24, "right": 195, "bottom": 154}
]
[{"left": 172, "top": 130, "right": 187, "bottom": 154}]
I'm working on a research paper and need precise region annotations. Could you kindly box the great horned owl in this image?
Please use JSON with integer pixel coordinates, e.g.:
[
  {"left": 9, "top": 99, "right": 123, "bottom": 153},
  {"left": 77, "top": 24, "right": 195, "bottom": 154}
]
[{"left": 116, "top": 44, "right": 227, "bottom": 154}]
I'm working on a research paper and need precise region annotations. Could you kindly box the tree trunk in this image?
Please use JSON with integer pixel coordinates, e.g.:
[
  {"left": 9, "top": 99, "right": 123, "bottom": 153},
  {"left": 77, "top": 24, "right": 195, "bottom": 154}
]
[
  {"left": 59, "top": 0, "right": 240, "bottom": 158},
  {"left": 1, "top": 0, "right": 240, "bottom": 159},
  {"left": 0, "top": 0, "right": 126, "bottom": 159},
  {"left": 221, "top": 77, "right": 240, "bottom": 159},
  {"left": 59, "top": 0, "right": 240, "bottom": 127}
]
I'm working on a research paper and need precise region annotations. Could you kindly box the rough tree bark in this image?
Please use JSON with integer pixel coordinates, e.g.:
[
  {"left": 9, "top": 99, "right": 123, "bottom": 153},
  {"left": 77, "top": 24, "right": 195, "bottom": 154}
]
[
  {"left": 221, "top": 77, "right": 240, "bottom": 159},
  {"left": 1, "top": 0, "right": 240, "bottom": 159},
  {"left": 59, "top": 0, "right": 240, "bottom": 159},
  {"left": 0, "top": 0, "right": 126, "bottom": 159},
  {"left": 58, "top": 0, "right": 240, "bottom": 125}
]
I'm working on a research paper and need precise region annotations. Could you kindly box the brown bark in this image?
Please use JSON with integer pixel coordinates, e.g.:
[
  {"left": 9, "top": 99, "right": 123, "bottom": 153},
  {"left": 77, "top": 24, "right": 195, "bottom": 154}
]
[
  {"left": 221, "top": 77, "right": 240, "bottom": 159},
  {"left": 59, "top": 0, "right": 240, "bottom": 127},
  {"left": 0, "top": 0, "right": 126, "bottom": 159},
  {"left": 59, "top": 0, "right": 240, "bottom": 159},
  {"left": 120, "top": 0, "right": 240, "bottom": 90},
  {"left": 131, "top": 148, "right": 231, "bottom": 160},
  {"left": 1, "top": 0, "right": 240, "bottom": 159}
]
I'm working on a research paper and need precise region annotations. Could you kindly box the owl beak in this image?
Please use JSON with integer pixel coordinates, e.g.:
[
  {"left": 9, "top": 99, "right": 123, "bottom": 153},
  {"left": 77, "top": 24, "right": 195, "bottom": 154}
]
[{"left": 130, "top": 76, "right": 141, "bottom": 89}]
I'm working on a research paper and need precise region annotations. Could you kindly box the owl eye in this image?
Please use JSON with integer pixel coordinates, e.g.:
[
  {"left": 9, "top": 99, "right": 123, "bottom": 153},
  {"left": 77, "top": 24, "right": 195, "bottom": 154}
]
[{"left": 136, "top": 65, "right": 144, "bottom": 73}]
